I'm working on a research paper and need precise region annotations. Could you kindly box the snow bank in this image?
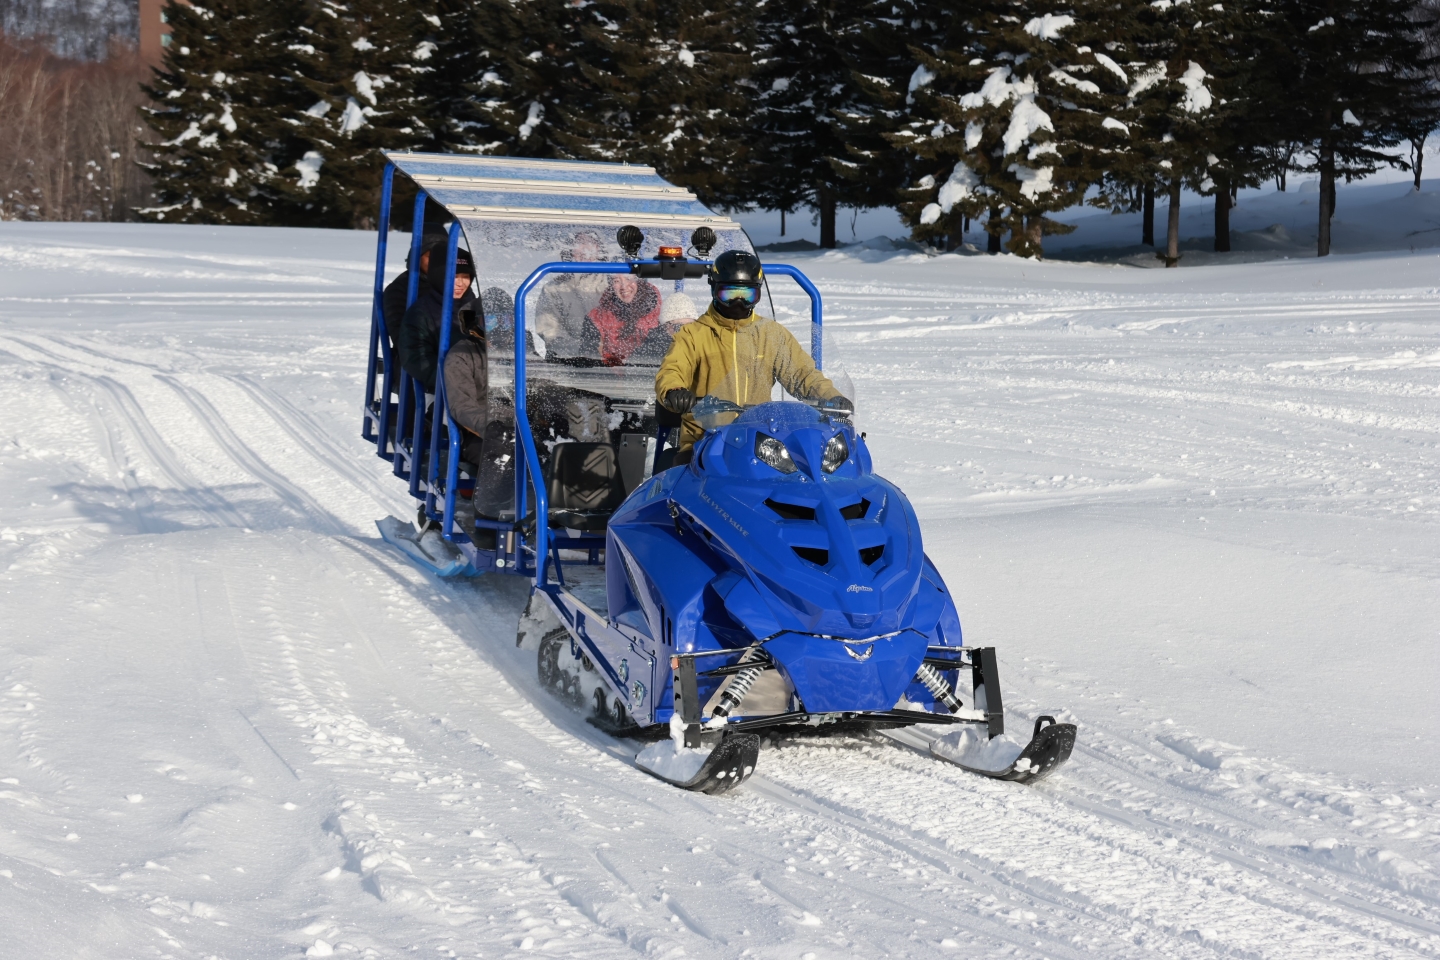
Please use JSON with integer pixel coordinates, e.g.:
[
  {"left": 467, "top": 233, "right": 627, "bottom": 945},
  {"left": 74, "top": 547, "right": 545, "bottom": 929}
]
[{"left": 929, "top": 726, "right": 1024, "bottom": 773}]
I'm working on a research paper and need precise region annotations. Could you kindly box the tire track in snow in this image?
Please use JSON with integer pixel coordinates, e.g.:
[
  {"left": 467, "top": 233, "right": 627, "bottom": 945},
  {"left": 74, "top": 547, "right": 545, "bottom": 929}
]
[
  {"left": 223, "top": 373, "right": 403, "bottom": 515},
  {"left": 12, "top": 334, "right": 406, "bottom": 524},
  {"left": 155, "top": 375, "right": 348, "bottom": 536},
  {"left": 886, "top": 700, "right": 1440, "bottom": 925},
  {"left": 878, "top": 726, "right": 1440, "bottom": 944},
  {"left": 750, "top": 739, "right": 1440, "bottom": 959},
  {"left": 87, "top": 375, "right": 250, "bottom": 528},
  {"left": 0, "top": 339, "right": 249, "bottom": 531}
]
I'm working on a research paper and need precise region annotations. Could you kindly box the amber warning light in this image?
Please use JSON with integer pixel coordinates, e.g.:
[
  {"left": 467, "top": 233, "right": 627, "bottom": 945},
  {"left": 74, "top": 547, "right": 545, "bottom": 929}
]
[{"left": 657, "top": 245, "right": 684, "bottom": 259}]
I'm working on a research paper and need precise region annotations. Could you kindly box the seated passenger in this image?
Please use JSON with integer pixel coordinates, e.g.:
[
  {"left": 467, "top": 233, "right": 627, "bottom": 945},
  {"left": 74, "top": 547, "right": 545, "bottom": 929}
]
[
  {"left": 479, "top": 286, "right": 515, "bottom": 354},
  {"left": 444, "top": 306, "right": 515, "bottom": 548},
  {"left": 655, "top": 251, "right": 852, "bottom": 458},
  {"left": 658, "top": 292, "right": 699, "bottom": 338},
  {"left": 533, "top": 232, "right": 609, "bottom": 359},
  {"left": 381, "top": 230, "right": 446, "bottom": 352},
  {"left": 580, "top": 273, "right": 663, "bottom": 366},
  {"left": 397, "top": 247, "right": 477, "bottom": 393},
  {"left": 443, "top": 304, "right": 492, "bottom": 467}
]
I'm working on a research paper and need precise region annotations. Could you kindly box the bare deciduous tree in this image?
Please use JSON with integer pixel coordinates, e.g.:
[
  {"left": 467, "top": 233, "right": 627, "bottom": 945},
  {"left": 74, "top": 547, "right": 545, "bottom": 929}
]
[{"left": 0, "top": 32, "right": 153, "bottom": 221}]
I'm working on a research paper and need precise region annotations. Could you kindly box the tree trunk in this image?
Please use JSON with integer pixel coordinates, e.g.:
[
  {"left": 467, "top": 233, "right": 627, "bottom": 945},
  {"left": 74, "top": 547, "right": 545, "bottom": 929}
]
[
  {"left": 1415, "top": 137, "right": 1425, "bottom": 191},
  {"left": 1318, "top": 141, "right": 1334, "bottom": 257},
  {"left": 1164, "top": 177, "right": 1181, "bottom": 267},
  {"left": 1026, "top": 215, "right": 1044, "bottom": 260},
  {"left": 817, "top": 185, "right": 837, "bottom": 249},
  {"left": 987, "top": 206, "right": 1002, "bottom": 254},
  {"left": 1142, "top": 183, "right": 1155, "bottom": 246},
  {"left": 1213, "top": 175, "right": 1231, "bottom": 253},
  {"left": 780, "top": 208, "right": 786, "bottom": 236}
]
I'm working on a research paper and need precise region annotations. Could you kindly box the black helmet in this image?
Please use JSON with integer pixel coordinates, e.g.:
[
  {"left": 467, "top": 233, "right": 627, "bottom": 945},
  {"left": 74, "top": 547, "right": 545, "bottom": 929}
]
[{"left": 707, "top": 250, "right": 764, "bottom": 320}]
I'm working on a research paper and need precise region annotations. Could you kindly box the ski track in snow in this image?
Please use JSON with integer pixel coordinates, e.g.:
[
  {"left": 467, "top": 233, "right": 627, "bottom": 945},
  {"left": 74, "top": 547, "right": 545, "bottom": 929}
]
[{"left": 0, "top": 223, "right": 1437, "bottom": 958}]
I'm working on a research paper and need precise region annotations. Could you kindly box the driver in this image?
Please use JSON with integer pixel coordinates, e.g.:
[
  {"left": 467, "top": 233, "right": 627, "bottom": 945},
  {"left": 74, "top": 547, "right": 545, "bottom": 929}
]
[{"left": 655, "top": 250, "right": 852, "bottom": 459}]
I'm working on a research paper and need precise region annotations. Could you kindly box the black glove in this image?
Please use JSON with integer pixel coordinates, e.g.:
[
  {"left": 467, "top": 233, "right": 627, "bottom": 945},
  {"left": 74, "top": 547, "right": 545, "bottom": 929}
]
[
  {"left": 663, "top": 388, "right": 696, "bottom": 414},
  {"left": 822, "top": 395, "right": 854, "bottom": 416}
]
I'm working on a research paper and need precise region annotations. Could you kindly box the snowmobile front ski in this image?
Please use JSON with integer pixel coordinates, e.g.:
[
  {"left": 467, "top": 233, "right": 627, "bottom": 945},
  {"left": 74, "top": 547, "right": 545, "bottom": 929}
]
[
  {"left": 634, "top": 731, "right": 761, "bottom": 795},
  {"left": 930, "top": 715, "right": 1076, "bottom": 783}
]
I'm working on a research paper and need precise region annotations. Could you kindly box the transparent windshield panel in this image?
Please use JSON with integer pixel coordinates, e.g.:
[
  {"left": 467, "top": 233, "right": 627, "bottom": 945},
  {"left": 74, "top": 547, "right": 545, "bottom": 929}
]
[{"left": 454, "top": 218, "right": 753, "bottom": 445}]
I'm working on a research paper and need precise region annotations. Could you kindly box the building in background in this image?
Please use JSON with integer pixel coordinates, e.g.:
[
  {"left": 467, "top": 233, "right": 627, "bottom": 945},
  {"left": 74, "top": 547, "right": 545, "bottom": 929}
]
[{"left": 138, "top": 0, "right": 185, "bottom": 68}]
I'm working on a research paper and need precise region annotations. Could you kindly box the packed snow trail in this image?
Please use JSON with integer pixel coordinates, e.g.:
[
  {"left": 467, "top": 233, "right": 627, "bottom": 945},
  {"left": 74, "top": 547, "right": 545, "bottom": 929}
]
[{"left": 0, "top": 224, "right": 1436, "bottom": 959}]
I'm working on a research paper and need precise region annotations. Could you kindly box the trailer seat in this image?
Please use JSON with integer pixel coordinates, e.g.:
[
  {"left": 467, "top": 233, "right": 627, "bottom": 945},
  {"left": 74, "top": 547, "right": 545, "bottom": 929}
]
[{"left": 547, "top": 442, "right": 624, "bottom": 532}]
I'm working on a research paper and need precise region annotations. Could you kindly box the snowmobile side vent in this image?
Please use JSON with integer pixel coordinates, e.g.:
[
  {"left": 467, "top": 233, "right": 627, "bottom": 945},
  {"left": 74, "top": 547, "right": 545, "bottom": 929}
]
[
  {"left": 764, "top": 498, "right": 816, "bottom": 521},
  {"left": 839, "top": 498, "right": 870, "bottom": 521},
  {"left": 859, "top": 544, "right": 884, "bottom": 566},
  {"left": 792, "top": 546, "right": 829, "bottom": 566}
]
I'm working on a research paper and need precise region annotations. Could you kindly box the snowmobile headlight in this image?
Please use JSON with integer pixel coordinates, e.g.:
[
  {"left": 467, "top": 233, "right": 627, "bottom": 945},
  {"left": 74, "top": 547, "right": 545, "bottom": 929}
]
[
  {"left": 755, "top": 434, "right": 797, "bottom": 474},
  {"left": 821, "top": 433, "right": 849, "bottom": 473}
]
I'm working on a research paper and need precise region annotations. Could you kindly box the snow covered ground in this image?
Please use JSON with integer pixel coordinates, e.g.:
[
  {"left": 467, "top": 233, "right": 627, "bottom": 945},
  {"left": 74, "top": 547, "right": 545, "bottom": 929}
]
[{"left": 0, "top": 221, "right": 1437, "bottom": 959}]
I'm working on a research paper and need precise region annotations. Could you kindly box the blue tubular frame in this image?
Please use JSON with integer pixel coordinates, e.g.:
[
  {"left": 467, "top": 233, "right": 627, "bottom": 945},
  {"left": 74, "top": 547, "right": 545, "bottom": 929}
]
[
  {"left": 359, "top": 179, "right": 828, "bottom": 589},
  {"left": 508, "top": 260, "right": 824, "bottom": 588},
  {"left": 392, "top": 190, "right": 431, "bottom": 486},
  {"left": 363, "top": 163, "right": 396, "bottom": 455},
  {"left": 512, "top": 261, "right": 633, "bottom": 586},
  {"left": 427, "top": 223, "right": 464, "bottom": 533},
  {"left": 762, "top": 264, "right": 825, "bottom": 371}
]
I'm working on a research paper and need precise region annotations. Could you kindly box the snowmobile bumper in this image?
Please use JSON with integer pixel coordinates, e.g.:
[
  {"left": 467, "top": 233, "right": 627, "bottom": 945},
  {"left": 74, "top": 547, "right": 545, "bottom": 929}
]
[{"left": 670, "top": 645, "right": 1075, "bottom": 784}]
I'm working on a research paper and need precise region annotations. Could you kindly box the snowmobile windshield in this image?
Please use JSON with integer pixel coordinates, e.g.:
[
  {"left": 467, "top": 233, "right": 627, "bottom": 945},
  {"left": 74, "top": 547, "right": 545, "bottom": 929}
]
[
  {"left": 444, "top": 219, "right": 753, "bottom": 429},
  {"left": 692, "top": 394, "right": 852, "bottom": 432}
]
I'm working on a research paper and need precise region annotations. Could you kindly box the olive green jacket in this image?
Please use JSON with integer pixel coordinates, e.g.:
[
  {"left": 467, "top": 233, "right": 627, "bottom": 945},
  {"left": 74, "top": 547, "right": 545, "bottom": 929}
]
[{"left": 655, "top": 304, "right": 840, "bottom": 451}]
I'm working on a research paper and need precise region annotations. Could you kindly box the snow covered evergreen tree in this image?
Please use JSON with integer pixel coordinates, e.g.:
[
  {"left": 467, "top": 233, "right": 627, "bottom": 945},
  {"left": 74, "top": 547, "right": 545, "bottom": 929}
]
[
  {"left": 427, "top": 0, "right": 502, "bottom": 153},
  {"left": 826, "top": 0, "right": 942, "bottom": 243},
  {"left": 283, "top": 0, "right": 441, "bottom": 228},
  {"left": 140, "top": 0, "right": 312, "bottom": 224},
  {"left": 1111, "top": 0, "right": 1232, "bottom": 264},
  {"left": 467, "top": 0, "right": 589, "bottom": 157},
  {"left": 895, "top": 0, "right": 1129, "bottom": 258},
  {"left": 558, "top": 0, "right": 755, "bottom": 210},
  {"left": 749, "top": 0, "right": 875, "bottom": 246},
  {"left": 1262, "top": 0, "right": 1440, "bottom": 254}
]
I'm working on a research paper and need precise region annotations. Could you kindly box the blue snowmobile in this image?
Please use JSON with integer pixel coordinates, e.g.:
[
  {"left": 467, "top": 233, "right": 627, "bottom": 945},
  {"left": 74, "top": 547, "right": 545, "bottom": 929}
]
[{"left": 361, "top": 152, "right": 1075, "bottom": 794}]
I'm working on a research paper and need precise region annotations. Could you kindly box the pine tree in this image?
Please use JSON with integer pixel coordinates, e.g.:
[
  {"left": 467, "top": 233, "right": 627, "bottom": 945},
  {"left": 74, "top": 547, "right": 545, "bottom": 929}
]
[
  {"left": 140, "top": 0, "right": 312, "bottom": 224},
  {"left": 750, "top": 0, "right": 875, "bottom": 247},
  {"left": 896, "top": 0, "right": 1130, "bottom": 258},
  {"left": 282, "top": 0, "right": 440, "bottom": 228},
  {"left": 1117, "top": 0, "right": 1235, "bottom": 264},
  {"left": 1263, "top": 0, "right": 1440, "bottom": 256},
  {"left": 829, "top": 0, "right": 943, "bottom": 241},
  {"left": 557, "top": 0, "right": 756, "bottom": 210},
  {"left": 467, "top": 0, "right": 590, "bottom": 157}
]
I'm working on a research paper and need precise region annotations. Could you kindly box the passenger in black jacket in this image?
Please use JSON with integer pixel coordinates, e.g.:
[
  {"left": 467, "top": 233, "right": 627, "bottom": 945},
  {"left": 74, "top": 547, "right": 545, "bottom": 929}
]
[
  {"left": 397, "top": 246, "right": 477, "bottom": 392},
  {"left": 380, "top": 232, "right": 447, "bottom": 352}
]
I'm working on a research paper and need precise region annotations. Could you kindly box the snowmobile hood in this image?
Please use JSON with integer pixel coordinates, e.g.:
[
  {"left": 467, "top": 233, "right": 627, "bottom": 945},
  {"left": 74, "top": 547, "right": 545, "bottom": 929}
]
[{"left": 669, "top": 401, "right": 926, "bottom": 640}]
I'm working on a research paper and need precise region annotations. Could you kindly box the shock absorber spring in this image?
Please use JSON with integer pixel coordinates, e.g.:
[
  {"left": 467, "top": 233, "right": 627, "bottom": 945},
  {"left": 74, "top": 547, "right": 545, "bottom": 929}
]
[
  {"left": 915, "top": 663, "right": 963, "bottom": 713},
  {"left": 713, "top": 665, "right": 764, "bottom": 718}
]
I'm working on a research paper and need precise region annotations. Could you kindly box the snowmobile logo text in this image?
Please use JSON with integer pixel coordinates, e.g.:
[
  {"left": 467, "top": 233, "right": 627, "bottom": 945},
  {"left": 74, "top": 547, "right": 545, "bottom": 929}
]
[{"left": 847, "top": 584, "right": 873, "bottom": 593}]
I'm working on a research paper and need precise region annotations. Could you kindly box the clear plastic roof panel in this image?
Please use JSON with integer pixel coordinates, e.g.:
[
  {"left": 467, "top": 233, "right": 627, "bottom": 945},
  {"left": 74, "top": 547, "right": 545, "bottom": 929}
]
[{"left": 385, "top": 151, "right": 737, "bottom": 227}]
